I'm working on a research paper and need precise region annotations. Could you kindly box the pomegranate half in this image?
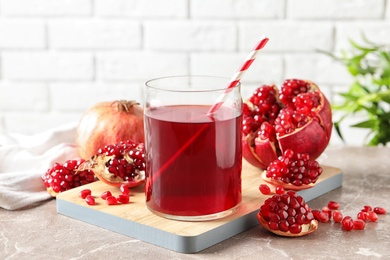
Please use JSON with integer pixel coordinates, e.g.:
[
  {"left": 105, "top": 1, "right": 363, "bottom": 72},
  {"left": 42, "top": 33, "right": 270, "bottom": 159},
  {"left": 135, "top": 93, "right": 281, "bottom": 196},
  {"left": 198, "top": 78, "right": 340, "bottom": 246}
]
[{"left": 242, "top": 79, "right": 332, "bottom": 170}]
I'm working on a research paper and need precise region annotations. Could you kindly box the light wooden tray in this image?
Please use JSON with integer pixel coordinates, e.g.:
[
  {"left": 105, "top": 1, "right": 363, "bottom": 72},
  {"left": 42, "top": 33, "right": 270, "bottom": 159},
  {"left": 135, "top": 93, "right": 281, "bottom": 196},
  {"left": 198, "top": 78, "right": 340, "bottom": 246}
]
[{"left": 56, "top": 160, "right": 342, "bottom": 254}]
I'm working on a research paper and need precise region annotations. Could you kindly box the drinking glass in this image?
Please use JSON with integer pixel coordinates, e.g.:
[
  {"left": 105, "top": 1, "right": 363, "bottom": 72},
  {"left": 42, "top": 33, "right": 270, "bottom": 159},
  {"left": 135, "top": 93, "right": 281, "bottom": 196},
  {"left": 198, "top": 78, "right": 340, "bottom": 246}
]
[{"left": 144, "top": 75, "right": 242, "bottom": 221}]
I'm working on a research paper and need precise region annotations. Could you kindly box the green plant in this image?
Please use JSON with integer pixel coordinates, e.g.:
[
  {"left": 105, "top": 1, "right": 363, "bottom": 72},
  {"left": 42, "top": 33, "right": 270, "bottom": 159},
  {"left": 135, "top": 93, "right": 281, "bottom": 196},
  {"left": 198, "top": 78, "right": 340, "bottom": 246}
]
[{"left": 326, "top": 36, "right": 390, "bottom": 146}]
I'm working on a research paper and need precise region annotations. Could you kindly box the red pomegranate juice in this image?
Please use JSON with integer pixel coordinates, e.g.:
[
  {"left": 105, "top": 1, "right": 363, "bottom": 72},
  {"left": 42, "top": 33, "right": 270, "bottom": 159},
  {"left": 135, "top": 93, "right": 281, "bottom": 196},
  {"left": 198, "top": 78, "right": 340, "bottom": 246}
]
[{"left": 145, "top": 105, "right": 242, "bottom": 217}]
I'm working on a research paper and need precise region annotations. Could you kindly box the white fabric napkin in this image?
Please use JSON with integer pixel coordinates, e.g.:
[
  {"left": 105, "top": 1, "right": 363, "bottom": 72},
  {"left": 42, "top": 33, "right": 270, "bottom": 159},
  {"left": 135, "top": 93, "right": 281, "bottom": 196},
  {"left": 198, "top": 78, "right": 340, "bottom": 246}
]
[{"left": 0, "top": 122, "right": 80, "bottom": 210}]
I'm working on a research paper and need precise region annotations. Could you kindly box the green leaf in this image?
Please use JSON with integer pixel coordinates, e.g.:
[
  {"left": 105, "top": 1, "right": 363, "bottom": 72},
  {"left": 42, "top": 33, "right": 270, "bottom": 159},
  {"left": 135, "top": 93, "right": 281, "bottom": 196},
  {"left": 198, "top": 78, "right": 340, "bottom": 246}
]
[
  {"left": 351, "top": 119, "right": 378, "bottom": 129},
  {"left": 333, "top": 122, "right": 345, "bottom": 142},
  {"left": 349, "top": 39, "right": 377, "bottom": 53}
]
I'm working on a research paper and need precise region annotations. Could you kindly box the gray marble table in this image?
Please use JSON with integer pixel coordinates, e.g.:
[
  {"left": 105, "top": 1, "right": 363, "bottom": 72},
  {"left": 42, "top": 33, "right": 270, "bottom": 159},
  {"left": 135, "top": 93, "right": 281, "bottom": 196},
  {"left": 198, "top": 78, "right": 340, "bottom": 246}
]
[{"left": 1, "top": 146, "right": 389, "bottom": 259}]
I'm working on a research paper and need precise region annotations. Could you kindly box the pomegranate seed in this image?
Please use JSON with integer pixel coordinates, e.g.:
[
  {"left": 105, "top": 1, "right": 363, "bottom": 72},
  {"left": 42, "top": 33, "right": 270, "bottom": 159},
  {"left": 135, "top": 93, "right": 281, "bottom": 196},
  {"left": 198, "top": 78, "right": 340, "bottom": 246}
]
[
  {"left": 361, "top": 205, "right": 372, "bottom": 212},
  {"left": 322, "top": 207, "right": 332, "bottom": 219},
  {"left": 341, "top": 216, "right": 354, "bottom": 231},
  {"left": 373, "top": 207, "right": 386, "bottom": 215},
  {"left": 366, "top": 211, "right": 378, "bottom": 222},
  {"left": 106, "top": 196, "right": 118, "bottom": 205},
  {"left": 327, "top": 201, "right": 340, "bottom": 210},
  {"left": 353, "top": 219, "right": 366, "bottom": 230},
  {"left": 275, "top": 186, "right": 285, "bottom": 195},
  {"left": 101, "top": 191, "right": 112, "bottom": 200},
  {"left": 357, "top": 211, "right": 367, "bottom": 221},
  {"left": 117, "top": 194, "right": 130, "bottom": 204},
  {"left": 120, "top": 184, "right": 130, "bottom": 195},
  {"left": 289, "top": 223, "right": 302, "bottom": 234},
  {"left": 79, "top": 189, "right": 92, "bottom": 199},
  {"left": 85, "top": 195, "right": 95, "bottom": 206},
  {"left": 259, "top": 184, "right": 271, "bottom": 195},
  {"left": 313, "top": 210, "right": 330, "bottom": 223},
  {"left": 333, "top": 210, "right": 343, "bottom": 223}
]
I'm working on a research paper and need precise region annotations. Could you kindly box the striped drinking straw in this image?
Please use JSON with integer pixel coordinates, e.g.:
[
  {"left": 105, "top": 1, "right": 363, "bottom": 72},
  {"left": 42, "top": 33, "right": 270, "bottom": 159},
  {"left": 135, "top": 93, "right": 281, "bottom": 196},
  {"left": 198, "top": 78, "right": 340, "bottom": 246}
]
[{"left": 207, "top": 36, "right": 269, "bottom": 115}]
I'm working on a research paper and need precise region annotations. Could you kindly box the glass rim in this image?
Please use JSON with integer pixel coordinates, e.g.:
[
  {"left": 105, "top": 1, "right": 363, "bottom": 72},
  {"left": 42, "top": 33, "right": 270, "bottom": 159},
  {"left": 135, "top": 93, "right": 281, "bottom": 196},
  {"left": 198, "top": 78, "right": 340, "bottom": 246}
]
[{"left": 144, "top": 75, "right": 241, "bottom": 93}]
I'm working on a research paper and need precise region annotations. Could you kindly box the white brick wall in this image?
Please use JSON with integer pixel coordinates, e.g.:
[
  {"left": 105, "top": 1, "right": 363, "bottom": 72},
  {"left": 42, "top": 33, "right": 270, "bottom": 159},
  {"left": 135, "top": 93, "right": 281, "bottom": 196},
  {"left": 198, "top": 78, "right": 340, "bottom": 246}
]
[{"left": 0, "top": 0, "right": 389, "bottom": 147}]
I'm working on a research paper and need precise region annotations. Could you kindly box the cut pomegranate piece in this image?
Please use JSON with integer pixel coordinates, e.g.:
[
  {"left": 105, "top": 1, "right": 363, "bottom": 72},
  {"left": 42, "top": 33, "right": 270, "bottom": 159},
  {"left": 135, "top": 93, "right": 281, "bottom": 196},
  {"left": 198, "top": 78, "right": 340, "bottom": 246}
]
[
  {"left": 262, "top": 149, "right": 323, "bottom": 190},
  {"left": 257, "top": 191, "right": 318, "bottom": 237},
  {"left": 78, "top": 140, "right": 145, "bottom": 188},
  {"left": 242, "top": 79, "right": 332, "bottom": 170},
  {"left": 42, "top": 159, "right": 96, "bottom": 197}
]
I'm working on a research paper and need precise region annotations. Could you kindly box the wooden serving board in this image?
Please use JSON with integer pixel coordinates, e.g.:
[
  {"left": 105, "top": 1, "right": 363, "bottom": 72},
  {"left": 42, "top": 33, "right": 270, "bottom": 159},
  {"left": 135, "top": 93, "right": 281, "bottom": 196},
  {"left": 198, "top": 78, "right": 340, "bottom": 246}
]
[{"left": 56, "top": 160, "right": 342, "bottom": 254}]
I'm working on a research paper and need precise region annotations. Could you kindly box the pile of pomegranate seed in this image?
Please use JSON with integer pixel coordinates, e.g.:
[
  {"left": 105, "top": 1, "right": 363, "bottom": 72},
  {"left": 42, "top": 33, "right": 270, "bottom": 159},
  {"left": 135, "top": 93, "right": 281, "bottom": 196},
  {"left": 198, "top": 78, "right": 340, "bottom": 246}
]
[
  {"left": 79, "top": 184, "right": 131, "bottom": 206},
  {"left": 258, "top": 183, "right": 387, "bottom": 234},
  {"left": 265, "top": 149, "right": 323, "bottom": 186}
]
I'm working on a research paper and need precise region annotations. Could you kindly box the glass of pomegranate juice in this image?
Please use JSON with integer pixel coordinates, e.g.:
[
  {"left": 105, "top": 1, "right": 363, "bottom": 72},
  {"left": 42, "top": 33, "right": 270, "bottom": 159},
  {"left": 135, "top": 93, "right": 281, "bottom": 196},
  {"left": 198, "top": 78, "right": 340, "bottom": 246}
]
[{"left": 144, "top": 75, "right": 243, "bottom": 221}]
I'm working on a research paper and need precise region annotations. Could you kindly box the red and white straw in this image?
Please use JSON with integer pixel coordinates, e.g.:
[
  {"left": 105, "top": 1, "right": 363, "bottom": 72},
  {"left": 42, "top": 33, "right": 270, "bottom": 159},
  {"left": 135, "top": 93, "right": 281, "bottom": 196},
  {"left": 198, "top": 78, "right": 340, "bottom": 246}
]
[{"left": 207, "top": 36, "right": 269, "bottom": 115}]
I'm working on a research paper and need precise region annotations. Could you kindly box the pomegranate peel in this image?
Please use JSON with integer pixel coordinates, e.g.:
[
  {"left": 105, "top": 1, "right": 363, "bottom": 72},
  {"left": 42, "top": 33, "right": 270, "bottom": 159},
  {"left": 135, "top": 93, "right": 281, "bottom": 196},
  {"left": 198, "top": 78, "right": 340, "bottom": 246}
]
[{"left": 261, "top": 171, "right": 315, "bottom": 191}]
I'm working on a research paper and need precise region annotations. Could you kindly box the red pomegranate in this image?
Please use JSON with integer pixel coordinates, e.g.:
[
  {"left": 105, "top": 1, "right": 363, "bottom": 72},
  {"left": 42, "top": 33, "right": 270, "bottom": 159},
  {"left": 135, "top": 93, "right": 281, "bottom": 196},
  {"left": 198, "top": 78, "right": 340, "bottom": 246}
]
[
  {"left": 242, "top": 79, "right": 332, "bottom": 170},
  {"left": 76, "top": 100, "right": 144, "bottom": 160}
]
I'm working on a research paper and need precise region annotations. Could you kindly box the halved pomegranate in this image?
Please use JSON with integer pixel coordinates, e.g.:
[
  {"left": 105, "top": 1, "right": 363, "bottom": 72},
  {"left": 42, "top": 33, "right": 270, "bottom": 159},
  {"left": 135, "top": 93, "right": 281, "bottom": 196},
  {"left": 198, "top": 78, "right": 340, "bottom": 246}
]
[
  {"left": 78, "top": 140, "right": 145, "bottom": 188},
  {"left": 242, "top": 79, "right": 332, "bottom": 170},
  {"left": 257, "top": 190, "right": 318, "bottom": 237}
]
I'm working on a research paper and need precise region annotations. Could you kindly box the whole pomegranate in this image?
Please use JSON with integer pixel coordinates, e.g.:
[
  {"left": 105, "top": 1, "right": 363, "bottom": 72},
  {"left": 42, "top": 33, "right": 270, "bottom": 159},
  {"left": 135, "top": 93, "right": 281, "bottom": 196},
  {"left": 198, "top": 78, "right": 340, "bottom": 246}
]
[
  {"left": 76, "top": 100, "right": 144, "bottom": 160},
  {"left": 242, "top": 79, "right": 332, "bottom": 169},
  {"left": 78, "top": 140, "right": 146, "bottom": 188}
]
